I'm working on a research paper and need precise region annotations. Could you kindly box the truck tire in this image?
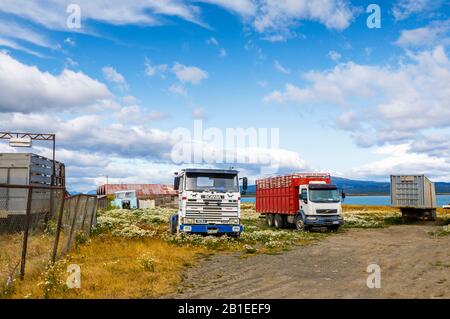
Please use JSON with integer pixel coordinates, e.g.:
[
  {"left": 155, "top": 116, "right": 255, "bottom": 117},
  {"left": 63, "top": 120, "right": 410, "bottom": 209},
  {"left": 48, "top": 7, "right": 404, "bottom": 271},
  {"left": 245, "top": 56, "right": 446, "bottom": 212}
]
[
  {"left": 430, "top": 209, "right": 437, "bottom": 221},
  {"left": 328, "top": 225, "right": 340, "bottom": 232},
  {"left": 169, "top": 214, "right": 178, "bottom": 234},
  {"left": 266, "top": 214, "right": 274, "bottom": 227},
  {"left": 294, "top": 215, "right": 305, "bottom": 231},
  {"left": 274, "top": 214, "right": 284, "bottom": 229}
]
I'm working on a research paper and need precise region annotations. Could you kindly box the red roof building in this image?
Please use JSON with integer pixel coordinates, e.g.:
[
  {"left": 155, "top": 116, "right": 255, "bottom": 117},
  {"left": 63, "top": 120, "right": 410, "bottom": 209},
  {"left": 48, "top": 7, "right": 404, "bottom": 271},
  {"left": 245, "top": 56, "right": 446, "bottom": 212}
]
[{"left": 97, "top": 184, "right": 177, "bottom": 199}]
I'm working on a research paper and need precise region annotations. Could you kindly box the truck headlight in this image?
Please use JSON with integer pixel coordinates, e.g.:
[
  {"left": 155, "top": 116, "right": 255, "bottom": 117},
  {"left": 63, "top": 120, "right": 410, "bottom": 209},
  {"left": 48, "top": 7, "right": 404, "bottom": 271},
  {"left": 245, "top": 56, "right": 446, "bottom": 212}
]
[
  {"left": 229, "top": 218, "right": 239, "bottom": 225},
  {"left": 184, "top": 226, "right": 192, "bottom": 232},
  {"left": 182, "top": 218, "right": 195, "bottom": 224},
  {"left": 232, "top": 226, "right": 241, "bottom": 232}
]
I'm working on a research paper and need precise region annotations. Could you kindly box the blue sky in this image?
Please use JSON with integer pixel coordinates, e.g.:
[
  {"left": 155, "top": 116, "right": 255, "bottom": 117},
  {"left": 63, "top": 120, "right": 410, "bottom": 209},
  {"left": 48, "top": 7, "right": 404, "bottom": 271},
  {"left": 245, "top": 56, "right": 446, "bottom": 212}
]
[{"left": 0, "top": 0, "right": 450, "bottom": 191}]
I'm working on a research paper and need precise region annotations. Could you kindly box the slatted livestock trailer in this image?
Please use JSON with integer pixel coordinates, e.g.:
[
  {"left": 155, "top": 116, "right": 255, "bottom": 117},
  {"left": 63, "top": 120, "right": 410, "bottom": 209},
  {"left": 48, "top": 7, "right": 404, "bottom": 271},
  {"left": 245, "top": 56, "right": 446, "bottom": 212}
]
[{"left": 0, "top": 153, "right": 65, "bottom": 233}]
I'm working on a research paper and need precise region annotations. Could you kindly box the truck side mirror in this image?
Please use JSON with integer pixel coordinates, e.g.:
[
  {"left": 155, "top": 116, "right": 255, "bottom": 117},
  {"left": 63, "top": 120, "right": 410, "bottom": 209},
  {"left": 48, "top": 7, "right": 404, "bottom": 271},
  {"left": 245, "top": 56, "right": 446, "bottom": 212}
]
[
  {"left": 341, "top": 191, "right": 346, "bottom": 199},
  {"left": 242, "top": 177, "right": 248, "bottom": 191},
  {"left": 174, "top": 176, "right": 180, "bottom": 191}
]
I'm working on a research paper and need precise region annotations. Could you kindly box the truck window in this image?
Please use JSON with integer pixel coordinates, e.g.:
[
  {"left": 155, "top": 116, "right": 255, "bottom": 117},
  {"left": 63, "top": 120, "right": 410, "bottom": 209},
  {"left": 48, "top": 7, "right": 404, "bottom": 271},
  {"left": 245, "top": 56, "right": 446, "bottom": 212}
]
[
  {"left": 185, "top": 173, "right": 239, "bottom": 192},
  {"left": 301, "top": 189, "right": 307, "bottom": 200},
  {"left": 309, "top": 189, "right": 340, "bottom": 203}
]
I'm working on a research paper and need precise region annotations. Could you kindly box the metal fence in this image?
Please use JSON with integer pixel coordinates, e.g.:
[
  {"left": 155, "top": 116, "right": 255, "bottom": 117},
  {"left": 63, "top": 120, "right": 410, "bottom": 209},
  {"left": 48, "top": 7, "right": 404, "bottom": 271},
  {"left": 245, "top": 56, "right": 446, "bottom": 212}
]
[{"left": 0, "top": 184, "right": 98, "bottom": 292}]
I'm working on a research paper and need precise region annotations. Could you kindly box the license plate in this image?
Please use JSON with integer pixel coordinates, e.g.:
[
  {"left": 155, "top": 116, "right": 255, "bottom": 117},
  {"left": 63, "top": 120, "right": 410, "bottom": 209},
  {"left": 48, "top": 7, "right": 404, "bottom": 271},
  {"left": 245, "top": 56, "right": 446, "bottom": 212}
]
[
  {"left": 207, "top": 229, "right": 218, "bottom": 234},
  {"left": 205, "top": 195, "right": 221, "bottom": 200}
]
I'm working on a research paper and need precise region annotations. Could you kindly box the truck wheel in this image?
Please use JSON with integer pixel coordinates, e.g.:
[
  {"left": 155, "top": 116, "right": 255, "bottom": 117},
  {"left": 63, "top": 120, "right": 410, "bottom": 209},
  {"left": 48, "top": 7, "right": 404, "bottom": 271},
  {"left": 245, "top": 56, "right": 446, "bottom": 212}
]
[
  {"left": 169, "top": 214, "right": 178, "bottom": 234},
  {"left": 430, "top": 209, "right": 437, "bottom": 221},
  {"left": 266, "top": 214, "right": 274, "bottom": 227},
  {"left": 274, "top": 214, "right": 284, "bottom": 229},
  {"left": 294, "top": 215, "right": 305, "bottom": 231},
  {"left": 328, "top": 225, "right": 340, "bottom": 232}
]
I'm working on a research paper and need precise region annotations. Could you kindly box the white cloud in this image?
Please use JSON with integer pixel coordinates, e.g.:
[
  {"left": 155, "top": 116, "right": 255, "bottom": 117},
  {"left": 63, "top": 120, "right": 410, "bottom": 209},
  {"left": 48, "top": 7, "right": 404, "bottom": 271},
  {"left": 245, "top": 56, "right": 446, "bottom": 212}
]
[
  {"left": 0, "top": 52, "right": 113, "bottom": 113},
  {"left": 252, "top": 0, "right": 355, "bottom": 41},
  {"left": 0, "top": 18, "right": 55, "bottom": 49},
  {"left": 64, "top": 37, "right": 76, "bottom": 46},
  {"left": 199, "top": 0, "right": 256, "bottom": 16},
  {"left": 192, "top": 107, "right": 206, "bottom": 119},
  {"left": 274, "top": 60, "right": 291, "bottom": 74},
  {"left": 64, "top": 57, "right": 78, "bottom": 68},
  {"left": 114, "top": 105, "right": 169, "bottom": 124},
  {"left": 264, "top": 46, "right": 450, "bottom": 151},
  {"left": 0, "top": 0, "right": 204, "bottom": 30},
  {"left": 171, "top": 62, "right": 208, "bottom": 85},
  {"left": 328, "top": 50, "right": 342, "bottom": 62},
  {"left": 202, "top": 0, "right": 355, "bottom": 41},
  {"left": 145, "top": 59, "right": 168, "bottom": 78},
  {"left": 169, "top": 83, "right": 187, "bottom": 96},
  {"left": 392, "top": 0, "right": 443, "bottom": 21},
  {"left": 219, "top": 47, "right": 227, "bottom": 58},
  {"left": 206, "top": 37, "right": 227, "bottom": 58},
  {"left": 396, "top": 20, "right": 450, "bottom": 48},
  {"left": 206, "top": 37, "right": 219, "bottom": 46},
  {"left": 102, "top": 66, "right": 128, "bottom": 90},
  {"left": 347, "top": 143, "right": 450, "bottom": 182},
  {"left": 0, "top": 37, "right": 44, "bottom": 57}
]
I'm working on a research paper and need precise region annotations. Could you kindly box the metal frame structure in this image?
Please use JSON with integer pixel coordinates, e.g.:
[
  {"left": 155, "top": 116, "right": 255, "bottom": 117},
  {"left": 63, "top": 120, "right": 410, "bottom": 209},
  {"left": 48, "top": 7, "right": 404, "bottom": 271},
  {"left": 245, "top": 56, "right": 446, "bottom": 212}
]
[{"left": 0, "top": 132, "right": 57, "bottom": 186}]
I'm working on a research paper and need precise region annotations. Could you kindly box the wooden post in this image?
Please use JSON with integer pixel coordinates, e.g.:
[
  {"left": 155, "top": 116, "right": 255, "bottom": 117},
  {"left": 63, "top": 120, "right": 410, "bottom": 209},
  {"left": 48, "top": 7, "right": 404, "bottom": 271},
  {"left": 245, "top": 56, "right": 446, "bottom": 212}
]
[
  {"left": 20, "top": 187, "right": 33, "bottom": 280},
  {"left": 66, "top": 196, "right": 80, "bottom": 252},
  {"left": 51, "top": 193, "right": 66, "bottom": 263}
]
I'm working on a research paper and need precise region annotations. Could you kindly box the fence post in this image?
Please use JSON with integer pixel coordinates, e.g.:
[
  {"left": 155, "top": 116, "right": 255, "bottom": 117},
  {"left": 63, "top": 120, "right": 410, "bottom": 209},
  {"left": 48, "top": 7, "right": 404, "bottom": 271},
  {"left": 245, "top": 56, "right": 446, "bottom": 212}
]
[
  {"left": 51, "top": 193, "right": 66, "bottom": 263},
  {"left": 20, "top": 187, "right": 33, "bottom": 280},
  {"left": 88, "top": 197, "right": 98, "bottom": 235},
  {"left": 66, "top": 195, "right": 80, "bottom": 252},
  {"left": 80, "top": 196, "right": 89, "bottom": 231}
]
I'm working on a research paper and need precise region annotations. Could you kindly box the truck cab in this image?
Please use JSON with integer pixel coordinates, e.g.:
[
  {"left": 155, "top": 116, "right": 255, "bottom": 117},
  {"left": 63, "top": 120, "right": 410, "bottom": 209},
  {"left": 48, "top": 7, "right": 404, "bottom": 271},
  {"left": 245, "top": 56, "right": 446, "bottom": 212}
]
[
  {"left": 112, "top": 190, "right": 138, "bottom": 210},
  {"left": 298, "top": 182, "right": 344, "bottom": 230},
  {"left": 170, "top": 168, "right": 247, "bottom": 236}
]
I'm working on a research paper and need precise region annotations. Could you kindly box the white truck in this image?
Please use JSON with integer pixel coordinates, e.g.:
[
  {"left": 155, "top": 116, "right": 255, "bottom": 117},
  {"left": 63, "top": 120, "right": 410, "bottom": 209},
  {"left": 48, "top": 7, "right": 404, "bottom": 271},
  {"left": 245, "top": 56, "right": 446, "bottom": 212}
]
[{"left": 170, "top": 168, "right": 247, "bottom": 237}]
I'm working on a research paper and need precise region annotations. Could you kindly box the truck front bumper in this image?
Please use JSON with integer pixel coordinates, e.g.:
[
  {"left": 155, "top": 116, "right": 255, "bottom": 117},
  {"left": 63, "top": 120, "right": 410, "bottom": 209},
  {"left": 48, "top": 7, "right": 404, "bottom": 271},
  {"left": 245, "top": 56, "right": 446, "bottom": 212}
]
[
  {"left": 304, "top": 215, "right": 344, "bottom": 226},
  {"left": 179, "top": 224, "right": 243, "bottom": 234}
]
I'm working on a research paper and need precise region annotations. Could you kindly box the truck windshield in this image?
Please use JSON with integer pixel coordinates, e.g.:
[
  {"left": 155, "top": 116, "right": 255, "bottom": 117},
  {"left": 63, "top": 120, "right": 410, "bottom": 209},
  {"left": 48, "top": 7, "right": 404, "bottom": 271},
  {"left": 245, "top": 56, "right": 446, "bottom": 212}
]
[
  {"left": 185, "top": 173, "right": 239, "bottom": 192},
  {"left": 309, "top": 189, "right": 340, "bottom": 203}
]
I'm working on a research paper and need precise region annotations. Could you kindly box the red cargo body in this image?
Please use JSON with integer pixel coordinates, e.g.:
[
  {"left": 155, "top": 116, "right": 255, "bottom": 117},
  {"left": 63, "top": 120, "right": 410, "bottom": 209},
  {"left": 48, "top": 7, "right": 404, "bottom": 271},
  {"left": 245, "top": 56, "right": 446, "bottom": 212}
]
[{"left": 256, "top": 173, "right": 331, "bottom": 215}]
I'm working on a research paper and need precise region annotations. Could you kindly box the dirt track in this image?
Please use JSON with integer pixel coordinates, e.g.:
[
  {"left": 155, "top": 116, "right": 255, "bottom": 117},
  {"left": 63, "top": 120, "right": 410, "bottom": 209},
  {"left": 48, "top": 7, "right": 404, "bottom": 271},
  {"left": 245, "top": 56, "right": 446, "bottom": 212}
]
[{"left": 171, "top": 225, "right": 450, "bottom": 299}]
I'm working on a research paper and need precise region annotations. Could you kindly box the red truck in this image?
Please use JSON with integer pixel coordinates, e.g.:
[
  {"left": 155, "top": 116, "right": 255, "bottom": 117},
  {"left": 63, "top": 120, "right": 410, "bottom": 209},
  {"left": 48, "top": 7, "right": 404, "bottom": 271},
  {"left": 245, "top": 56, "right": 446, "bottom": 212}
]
[{"left": 256, "top": 173, "right": 344, "bottom": 231}]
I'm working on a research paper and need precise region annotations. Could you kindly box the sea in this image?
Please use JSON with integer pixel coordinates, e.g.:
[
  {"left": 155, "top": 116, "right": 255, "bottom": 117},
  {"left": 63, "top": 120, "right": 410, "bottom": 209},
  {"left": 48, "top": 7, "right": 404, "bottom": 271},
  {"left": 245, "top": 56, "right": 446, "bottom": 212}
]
[{"left": 241, "top": 195, "right": 450, "bottom": 207}]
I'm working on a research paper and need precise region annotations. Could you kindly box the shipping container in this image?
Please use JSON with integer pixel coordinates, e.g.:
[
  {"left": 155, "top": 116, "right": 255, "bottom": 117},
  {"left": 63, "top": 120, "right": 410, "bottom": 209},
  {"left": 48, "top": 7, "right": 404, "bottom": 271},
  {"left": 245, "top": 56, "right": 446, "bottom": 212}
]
[
  {"left": 256, "top": 173, "right": 331, "bottom": 215},
  {"left": 390, "top": 175, "right": 437, "bottom": 221}
]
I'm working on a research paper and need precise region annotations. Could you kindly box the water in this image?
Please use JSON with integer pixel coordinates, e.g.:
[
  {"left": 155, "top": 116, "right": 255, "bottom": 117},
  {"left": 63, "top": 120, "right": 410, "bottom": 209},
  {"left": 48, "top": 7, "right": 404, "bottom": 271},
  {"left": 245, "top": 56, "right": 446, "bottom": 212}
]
[{"left": 241, "top": 195, "right": 450, "bottom": 207}]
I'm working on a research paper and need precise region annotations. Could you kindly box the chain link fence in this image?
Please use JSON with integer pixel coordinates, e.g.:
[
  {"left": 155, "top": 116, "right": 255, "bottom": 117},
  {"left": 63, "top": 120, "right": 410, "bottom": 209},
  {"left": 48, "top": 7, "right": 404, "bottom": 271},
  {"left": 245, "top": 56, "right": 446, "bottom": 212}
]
[{"left": 0, "top": 184, "right": 98, "bottom": 293}]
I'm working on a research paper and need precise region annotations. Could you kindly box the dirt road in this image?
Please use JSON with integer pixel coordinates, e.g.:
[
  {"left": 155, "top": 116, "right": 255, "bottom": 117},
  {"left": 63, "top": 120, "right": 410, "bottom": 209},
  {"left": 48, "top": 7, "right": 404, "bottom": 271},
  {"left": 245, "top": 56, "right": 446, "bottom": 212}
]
[{"left": 171, "top": 225, "right": 450, "bottom": 299}]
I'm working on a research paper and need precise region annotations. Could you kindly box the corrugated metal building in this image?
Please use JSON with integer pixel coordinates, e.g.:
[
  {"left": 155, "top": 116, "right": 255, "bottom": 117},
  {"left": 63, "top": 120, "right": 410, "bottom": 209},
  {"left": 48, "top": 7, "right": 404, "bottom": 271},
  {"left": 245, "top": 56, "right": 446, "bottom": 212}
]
[{"left": 97, "top": 184, "right": 177, "bottom": 206}]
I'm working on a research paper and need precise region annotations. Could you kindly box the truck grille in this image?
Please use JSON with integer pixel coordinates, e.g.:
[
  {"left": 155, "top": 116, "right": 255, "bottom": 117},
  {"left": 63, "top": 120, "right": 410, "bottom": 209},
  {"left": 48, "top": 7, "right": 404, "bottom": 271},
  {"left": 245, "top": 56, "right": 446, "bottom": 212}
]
[
  {"left": 186, "top": 203, "right": 238, "bottom": 223},
  {"left": 316, "top": 209, "right": 338, "bottom": 214}
]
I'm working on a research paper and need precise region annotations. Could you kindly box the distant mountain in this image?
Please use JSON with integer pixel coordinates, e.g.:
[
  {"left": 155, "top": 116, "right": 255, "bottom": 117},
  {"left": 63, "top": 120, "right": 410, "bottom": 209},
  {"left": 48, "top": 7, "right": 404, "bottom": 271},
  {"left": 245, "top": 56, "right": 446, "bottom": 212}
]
[{"left": 242, "top": 177, "right": 450, "bottom": 196}]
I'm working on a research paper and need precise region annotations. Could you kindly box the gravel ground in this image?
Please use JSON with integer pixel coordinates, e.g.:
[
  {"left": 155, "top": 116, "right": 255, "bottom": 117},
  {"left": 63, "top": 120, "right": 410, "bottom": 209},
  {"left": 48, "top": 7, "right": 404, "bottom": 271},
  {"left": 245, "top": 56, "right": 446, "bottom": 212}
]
[{"left": 169, "top": 224, "right": 450, "bottom": 299}]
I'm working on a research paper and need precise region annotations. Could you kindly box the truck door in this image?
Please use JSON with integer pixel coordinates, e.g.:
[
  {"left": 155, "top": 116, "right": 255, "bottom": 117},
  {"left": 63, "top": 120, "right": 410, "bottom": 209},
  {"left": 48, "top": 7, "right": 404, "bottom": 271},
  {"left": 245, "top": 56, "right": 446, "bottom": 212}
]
[{"left": 299, "top": 187, "right": 309, "bottom": 214}]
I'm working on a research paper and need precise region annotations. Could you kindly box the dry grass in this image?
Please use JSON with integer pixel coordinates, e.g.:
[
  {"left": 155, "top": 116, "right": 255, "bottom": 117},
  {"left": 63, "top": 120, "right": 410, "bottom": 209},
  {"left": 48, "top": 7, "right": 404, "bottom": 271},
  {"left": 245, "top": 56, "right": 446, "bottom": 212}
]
[
  {"left": 11, "top": 234, "right": 205, "bottom": 299},
  {"left": 1, "top": 232, "right": 54, "bottom": 297},
  {"left": 8, "top": 203, "right": 450, "bottom": 299}
]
